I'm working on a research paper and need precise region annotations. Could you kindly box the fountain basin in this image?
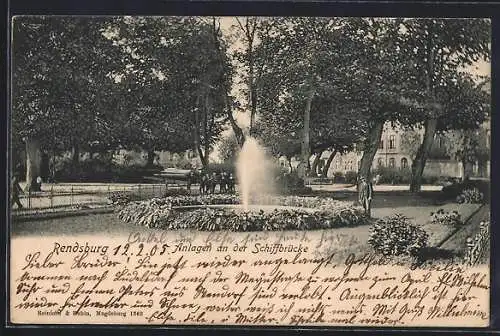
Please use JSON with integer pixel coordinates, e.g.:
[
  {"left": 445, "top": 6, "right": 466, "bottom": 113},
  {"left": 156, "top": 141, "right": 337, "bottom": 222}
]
[{"left": 117, "top": 194, "right": 367, "bottom": 231}]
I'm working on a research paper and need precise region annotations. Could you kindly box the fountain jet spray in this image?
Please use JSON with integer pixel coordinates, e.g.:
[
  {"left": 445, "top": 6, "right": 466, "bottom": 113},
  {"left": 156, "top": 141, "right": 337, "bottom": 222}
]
[{"left": 236, "top": 136, "right": 277, "bottom": 210}]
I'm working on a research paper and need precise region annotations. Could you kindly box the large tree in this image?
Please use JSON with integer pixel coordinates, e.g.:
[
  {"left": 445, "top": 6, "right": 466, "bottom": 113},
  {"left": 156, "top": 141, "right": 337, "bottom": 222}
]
[
  {"left": 345, "top": 18, "right": 425, "bottom": 186},
  {"left": 108, "top": 17, "right": 231, "bottom": 168},
  {"left": 12, "top": 17, "right": 124, "bottom": 189},
  {"left": 400, "top": 18, "right": 490, "bottom": 192},
  {"left": 254, "top": 17, "right": 369, "bottom": 179}
]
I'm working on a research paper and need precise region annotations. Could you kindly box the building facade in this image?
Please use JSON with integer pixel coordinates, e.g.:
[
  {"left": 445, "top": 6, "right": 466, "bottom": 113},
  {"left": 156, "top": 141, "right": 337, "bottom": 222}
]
[
  {"left": 279, "top": 120, "right": 490, "bottom": 180},
  {"left": 113, "top": 149, "right": 202, "bottom": 169}
]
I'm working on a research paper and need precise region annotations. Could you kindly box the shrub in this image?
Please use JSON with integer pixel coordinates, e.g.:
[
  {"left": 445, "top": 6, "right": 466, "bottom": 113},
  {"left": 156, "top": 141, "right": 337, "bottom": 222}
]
[
  {"left": 371, "top": 167, "right": 440, "bottom": 185},
  {"left": 163, "top": 208, "right": 363, "bottom": 232},
  {"left": 54, "top": 156, "right": 163, "bottom": 183},
  {"left": 442, "top": 180, "right": 489, "bottom": 203},
  {"left": 109, "top": 191, "right": 134, "bottom": 205},
  {"left": 344, "top": 171, "right": 358, "bottom": 184},
  {"left": 373, "top": 167, "right": 411, "bottom": 185},
  {"left": 275, "top": 171, "right": 311, "bottom": 194},
  {"left": 112, "top": 164, "right": 163, "bottom": 183},
  {"left": 430, "top": 209, "right": 463, "bottom": 227},
  {"left": 163, "top": 188, "right": 191, "bottom": 197},
  {"left": 117, "top": 195, "right": 367, "bottom": 231},
  {"left": 117, "top": 198, "right": 175, "bottom": 228},
  {"left": 368, "top": 214, "right": 429, "bottom": 257},
  {"left": 333, "top": 172, "right": 345, "bottom": 183},
  {"left": 456, "top": 187, "right": 484, "bottom": 204},
  {"left": 421, "top": 174, "right": 440, "bottom": 185},
  {"left": 308, "top": 177, "right": 333, "bottom": 185}
]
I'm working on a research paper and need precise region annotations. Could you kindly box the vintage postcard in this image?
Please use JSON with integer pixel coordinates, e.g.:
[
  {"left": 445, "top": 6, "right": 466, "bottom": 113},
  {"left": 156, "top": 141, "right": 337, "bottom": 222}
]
[{"left": 9, "top": 16, "right": 491, "bottom": 327}]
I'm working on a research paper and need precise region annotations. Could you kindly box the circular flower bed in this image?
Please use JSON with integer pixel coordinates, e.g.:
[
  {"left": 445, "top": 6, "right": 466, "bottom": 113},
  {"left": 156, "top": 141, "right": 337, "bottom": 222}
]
[{"left": 116, "top": 194, "right": 367, "bottom": 231}]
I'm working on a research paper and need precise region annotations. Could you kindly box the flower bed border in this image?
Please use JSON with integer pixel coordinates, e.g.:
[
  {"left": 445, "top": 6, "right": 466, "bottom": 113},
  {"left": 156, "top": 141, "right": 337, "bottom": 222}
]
[{"left": 116, "top": 194, "right": 367, "bottom": 231}]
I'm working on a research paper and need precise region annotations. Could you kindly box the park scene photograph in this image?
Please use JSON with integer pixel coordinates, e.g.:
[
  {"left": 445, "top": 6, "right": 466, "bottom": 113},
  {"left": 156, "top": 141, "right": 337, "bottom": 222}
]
[{"left": 10, "top": 16, "right": 491, "bottom": 269}]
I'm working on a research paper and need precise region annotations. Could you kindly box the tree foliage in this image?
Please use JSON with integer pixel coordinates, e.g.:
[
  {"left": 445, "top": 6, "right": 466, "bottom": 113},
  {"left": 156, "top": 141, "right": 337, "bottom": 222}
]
[
  {"left": 398, "top": 18, "right": 491, "bottom": 191},
  {"left": 12, "top": 16, "right": 124, "bottom": 155}
]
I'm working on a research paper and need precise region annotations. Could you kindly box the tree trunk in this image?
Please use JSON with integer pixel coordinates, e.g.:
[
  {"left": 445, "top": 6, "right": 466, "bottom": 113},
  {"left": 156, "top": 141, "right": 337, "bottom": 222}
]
[
  {"left": 463, "top": 159, "right": 474, "bottom": 180},
  {"left": 25, "top": 136, "right": 42, "bottom": 192},
  {"left": 71, "top": 142, "right": 80, "bottom": 172},
  {"left": 477, "top": 159, "right": 487, "bottom": 178},
  {"left": 40, "top": 151, "right": 50, "bottom": 180},
  {"left": 410, "top": 118, "right": 438, "bottom": 192},
  {"left": 288, "top": 157, "right": 293, "bottom": 172},
  {"left": 146, "top": 150, "right": 155, "bottom": 167},
  {"left": 204, "top": 94, "right": 211, "bottom": 165},
  {"left": 410, "top": 30, "right": 438, "bottom": 193},
  {"left": 226, "top": 96, "right": 246, "bottom": 147},
  {"left": 72, "top": 143, "right": 80, "bottom": 167},
  {"left": 248, "top": 42, "right": 257, "bottom": 135},
  {"left": 358, "top": 121, "right": 384, "bottom": 183},
  {"left": 196, "top": 145, "right": 208, "bottom": 169},
  {"left": 322, "top": 149, "right": 337, "bottom": 178},
  {"left": 298, "top": 87, "right": 314, "bottom": 179},
  {"left": 311, "top": 150, "right": 323, "bottom": 176},
  {"left": 210, "top": 18, "right": 246, "bottom": 147}
]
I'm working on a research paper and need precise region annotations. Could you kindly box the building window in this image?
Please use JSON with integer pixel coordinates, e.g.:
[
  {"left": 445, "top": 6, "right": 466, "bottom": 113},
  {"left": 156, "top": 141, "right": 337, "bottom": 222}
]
[
  {"left": 401, "top": 157, "right": 408, "bottom": 169},
  {"left": 377, "top": 158, "right": 383, "bottom": 167},
  {"left": 389, "top": 135, "right": 396, "bottom": 150},
  {"left": 379, "top": 140, "right": 384, "bottom": 149},
  {"left": 389, "top": 158, "right": 395, "bottom": 168}
]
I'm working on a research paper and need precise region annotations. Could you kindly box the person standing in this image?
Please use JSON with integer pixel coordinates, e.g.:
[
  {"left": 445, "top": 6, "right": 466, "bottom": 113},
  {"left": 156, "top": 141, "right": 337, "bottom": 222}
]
[
  {"left": 36, "top": 176, "right": 43, "bottom": 191},
  {"left": 228, "top": 173, "right": 235, "bottom": 193},
  {"left": 199, "top": 174, "right": 206, "bottom": 195},
  {"left": 11, "top": 174, "right": 24, "bottom": 209},
  {"left": 358, "top": 176, "right": 373, "bottom": 217},
  {"left": 211, "top": 172, "right": 219, "bottom": 194},
  {"left": 220, "top": 172, "right": 227, "bottom": 193}
]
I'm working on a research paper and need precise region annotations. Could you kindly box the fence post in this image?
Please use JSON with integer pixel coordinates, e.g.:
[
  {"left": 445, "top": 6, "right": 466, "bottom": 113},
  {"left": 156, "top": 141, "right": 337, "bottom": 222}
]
[
  {"left": 28, "top": 190, "right": 32, "bottom": 209},
  {"left": 71, "top": 186, "right": 74, "bottom": 206}
]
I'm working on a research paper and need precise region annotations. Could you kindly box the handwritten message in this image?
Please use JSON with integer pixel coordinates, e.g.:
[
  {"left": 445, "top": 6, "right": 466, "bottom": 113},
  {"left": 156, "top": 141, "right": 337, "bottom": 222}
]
[{"left": 10, "top": 229, "right": 489, "bottom": 326}]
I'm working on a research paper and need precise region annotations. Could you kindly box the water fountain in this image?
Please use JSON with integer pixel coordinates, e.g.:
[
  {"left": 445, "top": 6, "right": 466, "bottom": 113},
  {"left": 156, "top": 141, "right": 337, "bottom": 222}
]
[
  {"left": 116, "top": 136, "right": 366, "bottom": 231},
  {"left": 236, "top": 136, "right": 277, "bottom": 210}
]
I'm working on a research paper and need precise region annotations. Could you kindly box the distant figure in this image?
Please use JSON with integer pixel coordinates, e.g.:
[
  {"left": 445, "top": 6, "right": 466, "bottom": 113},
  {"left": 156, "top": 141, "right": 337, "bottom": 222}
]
[
  {"left": 11, "top": 175, "right": 23, "bottom": 209},
  {"left": 220, "top": 172, "right": 228, "bottom": 193},
  {"left": 212, "top": 172, "right": 220, "bottom": 194},
  {"left": 358, "top": 176, "right": 373, "bottom": 217},
  {"left": 205, "top": 173, "right": 213, "bottom": 194},
  {"left": 28, "top": 176, "right": 42, "bottom": 192},
  {"left": 228, "top": 173, "right": 235, "bottom": 193},
  {"left": 200, "top": 174, "right": 208, "bottom": 195},
  {"left": 36, "top": 176, "right": 43, "bottom": 191}
]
